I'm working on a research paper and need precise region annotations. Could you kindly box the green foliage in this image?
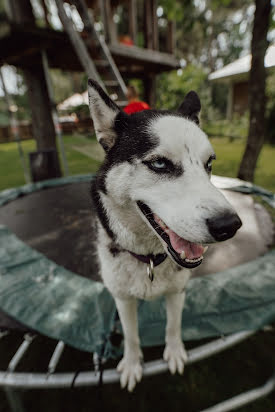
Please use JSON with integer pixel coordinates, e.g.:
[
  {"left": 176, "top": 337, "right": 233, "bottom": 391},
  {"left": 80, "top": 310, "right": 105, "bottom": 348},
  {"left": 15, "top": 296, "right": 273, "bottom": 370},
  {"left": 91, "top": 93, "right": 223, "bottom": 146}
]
[
  {"left": 12, "top": 93, "right": 31, "bottom": 121},
  {"left": 72, "top": 104, "right": 90, "bottom": 120},
  {"left": 51, "top": 70, "right": 77, "bottom": 103},
  {"left": 159, "top": 0, "right": 255, "bottom": 71},
  {"left": 156, "top": 66, "right": 208, "bottom": 111},
  {"left": 159, "top": 0, "right": 194, "bottom": 24},
  {"left": 155, "top": 66, "right": 226, "bottom": 123},
  {"left": 204, "top": 115, "right": 249, "bottom": 140},
  {"left": 0, "top": 98, "right": 9, "bottom": 126},
  {"left": 0, "top": 93, "right": 31, "bottom": 125},
  {"left": 0, "top": 0, "right": 6, "bottom": 13},
  {"left": 211, "top": 83, "right": 228, "bottom": 116}
]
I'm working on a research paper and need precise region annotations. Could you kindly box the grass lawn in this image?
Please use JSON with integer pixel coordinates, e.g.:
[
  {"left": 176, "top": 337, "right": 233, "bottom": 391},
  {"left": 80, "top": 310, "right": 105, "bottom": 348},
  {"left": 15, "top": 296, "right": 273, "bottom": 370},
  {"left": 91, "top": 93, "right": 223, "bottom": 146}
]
[
  {"left": 0, "top": 134, "right": 275, "bottom": 411},
  {"left": 0, "top": 134, "right": 102, "bottom": 191},
  {"left": 210, "top": 137, "right": 275, "bottom": 192},
  {"left": 0, "top": 135, "right": 274, "bottom": 193}
]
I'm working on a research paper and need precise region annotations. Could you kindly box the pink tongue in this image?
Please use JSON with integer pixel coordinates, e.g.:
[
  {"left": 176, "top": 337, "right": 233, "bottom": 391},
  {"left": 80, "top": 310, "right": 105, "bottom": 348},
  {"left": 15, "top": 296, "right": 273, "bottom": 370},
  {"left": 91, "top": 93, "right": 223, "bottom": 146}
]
[{"left": 168, "top": 230, "right": 204, "bottom": 259}]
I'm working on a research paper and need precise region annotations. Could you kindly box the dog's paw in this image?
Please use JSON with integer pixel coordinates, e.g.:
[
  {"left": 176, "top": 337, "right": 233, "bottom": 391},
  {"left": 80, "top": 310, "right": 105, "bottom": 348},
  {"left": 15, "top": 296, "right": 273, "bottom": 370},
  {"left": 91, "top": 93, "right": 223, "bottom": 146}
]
[
  {"left": 163, "top": 339, "right": 188, "bottom": 375},
  {"left": 117, "top": 356, "right": 143, "bottom": 392}
]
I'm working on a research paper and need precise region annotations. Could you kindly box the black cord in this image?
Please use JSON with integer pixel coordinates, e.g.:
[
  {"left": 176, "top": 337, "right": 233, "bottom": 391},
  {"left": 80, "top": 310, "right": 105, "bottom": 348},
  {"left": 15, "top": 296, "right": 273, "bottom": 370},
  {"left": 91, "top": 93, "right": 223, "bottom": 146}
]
[{"left": 70, "top": 369, "right": 81, "bottom": 389}]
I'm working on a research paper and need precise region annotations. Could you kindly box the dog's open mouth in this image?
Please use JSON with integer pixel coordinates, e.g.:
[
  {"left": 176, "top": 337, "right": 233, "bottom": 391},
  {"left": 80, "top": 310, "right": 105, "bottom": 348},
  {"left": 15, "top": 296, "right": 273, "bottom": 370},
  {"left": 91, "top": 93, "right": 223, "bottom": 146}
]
[{"left": 137, "top": 201, "right": 207, "bottom": 269}]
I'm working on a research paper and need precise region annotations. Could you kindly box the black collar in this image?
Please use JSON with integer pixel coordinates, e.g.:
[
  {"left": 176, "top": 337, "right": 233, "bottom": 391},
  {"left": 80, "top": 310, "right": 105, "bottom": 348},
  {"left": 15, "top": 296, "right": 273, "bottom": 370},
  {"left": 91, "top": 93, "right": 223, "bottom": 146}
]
[{"left": 128, "top": 251, "right": 167, "bottom": 267}]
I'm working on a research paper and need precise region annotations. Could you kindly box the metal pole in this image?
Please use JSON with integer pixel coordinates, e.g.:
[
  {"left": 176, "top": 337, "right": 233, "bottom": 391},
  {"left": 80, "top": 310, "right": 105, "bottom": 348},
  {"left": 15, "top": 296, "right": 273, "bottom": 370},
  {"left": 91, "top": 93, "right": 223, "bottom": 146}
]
[
  {"left": 4, "top": 388, "right": 26, "bottom": 412},
  {"left": 0, "top": 67, "right": 31, "bottom": 184},
  {"left": 0, "top": 331, "right": 257, "bottom": 389},
  {"left": 41, "top": 50, "right": 69, "bottom": 176},
  {"left": 200, "top": 373, "right": 275, "bottom": 412}
]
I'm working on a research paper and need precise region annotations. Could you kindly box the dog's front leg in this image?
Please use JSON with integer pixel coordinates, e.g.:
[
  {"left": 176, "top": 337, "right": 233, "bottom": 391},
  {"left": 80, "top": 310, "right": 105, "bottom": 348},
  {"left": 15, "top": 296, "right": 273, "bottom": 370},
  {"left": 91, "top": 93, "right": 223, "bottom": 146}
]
[
  {"left": 164, "top": 292, "right": 187, "bottom": 375},
  {"left": 115, "top": 297, "right": 143, "bottom": 391}
]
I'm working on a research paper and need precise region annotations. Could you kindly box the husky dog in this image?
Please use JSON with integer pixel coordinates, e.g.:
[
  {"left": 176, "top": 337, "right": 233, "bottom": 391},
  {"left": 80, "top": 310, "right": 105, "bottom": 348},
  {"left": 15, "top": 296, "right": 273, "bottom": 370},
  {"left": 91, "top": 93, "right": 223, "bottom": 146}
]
[{"left": 88, "top": 79, "right": 242, "bottom": 391}]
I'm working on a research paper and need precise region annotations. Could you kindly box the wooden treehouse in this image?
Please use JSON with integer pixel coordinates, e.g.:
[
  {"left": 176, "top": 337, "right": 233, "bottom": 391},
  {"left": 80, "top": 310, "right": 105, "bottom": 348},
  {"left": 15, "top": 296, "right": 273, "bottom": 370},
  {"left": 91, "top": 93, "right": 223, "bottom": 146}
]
[
  {"left": 0, "top": 0, "right": 180, "bottom": 180},
  {"left": 0, "top": 0, "right": 179, "bottom": 106}
]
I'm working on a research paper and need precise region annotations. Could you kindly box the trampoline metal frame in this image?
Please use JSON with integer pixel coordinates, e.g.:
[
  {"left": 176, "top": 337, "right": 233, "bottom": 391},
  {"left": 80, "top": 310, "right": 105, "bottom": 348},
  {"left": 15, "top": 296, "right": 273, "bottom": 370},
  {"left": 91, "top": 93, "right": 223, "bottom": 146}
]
[
  {"left": 1, "top": 329, "right": 275, "bottom": 412},
  {"left": 1, "top": 176, "right": 274, "bottom": 410}
]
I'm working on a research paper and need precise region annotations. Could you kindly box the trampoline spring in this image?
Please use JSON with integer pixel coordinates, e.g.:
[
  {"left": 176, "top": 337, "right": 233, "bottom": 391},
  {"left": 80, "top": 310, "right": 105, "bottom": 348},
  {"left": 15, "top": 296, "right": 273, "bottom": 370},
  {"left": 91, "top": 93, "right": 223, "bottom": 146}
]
[
  {"left": 7, "top": 334, "right": 36, "bottom": 373},
  {"left": 0, "top": 329, "right": 9, "bottom": 340},
  {"left": 47, "top": 341, "right": 65, "bottom": 377},
  {"left": 93, "top": 353, "right": 106, "bottom": 375},
  {"left": 93, "top": 352, "right": 100, "bottom": 373},
  {"left": 24, "top": 333, "right": 36, "bottom": 343},
  {"left": 262, "top": 325, "right": 274, "bottom": 332}
]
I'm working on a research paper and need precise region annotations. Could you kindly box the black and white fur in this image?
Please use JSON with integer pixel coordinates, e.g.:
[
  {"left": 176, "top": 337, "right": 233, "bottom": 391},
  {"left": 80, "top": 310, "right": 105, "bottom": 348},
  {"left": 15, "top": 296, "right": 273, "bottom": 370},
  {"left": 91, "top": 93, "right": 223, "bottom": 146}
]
[{"left": 88, "top": 79, "right": 242, "bottom": 391}]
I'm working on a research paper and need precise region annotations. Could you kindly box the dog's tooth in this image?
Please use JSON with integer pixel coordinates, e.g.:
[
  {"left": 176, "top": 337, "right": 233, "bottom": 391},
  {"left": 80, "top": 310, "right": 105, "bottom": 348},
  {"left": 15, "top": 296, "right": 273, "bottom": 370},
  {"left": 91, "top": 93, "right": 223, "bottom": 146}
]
[
  {"left": 185, "top": 256, "right": 203, "bottom": 263},
  {"left": 203, "top": 246, "right": 208, "bottom": 254},
  {"left": 180, "top": 251, "right": 186, "bottom": 259}
]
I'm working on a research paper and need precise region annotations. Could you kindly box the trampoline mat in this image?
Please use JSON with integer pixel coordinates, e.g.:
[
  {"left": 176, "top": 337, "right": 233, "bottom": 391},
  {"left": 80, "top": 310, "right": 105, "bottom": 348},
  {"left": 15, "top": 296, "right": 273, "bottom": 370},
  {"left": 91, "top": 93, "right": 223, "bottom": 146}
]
[
  {"left": 0, "top": 176, "right": 274, "bottom": 349},
  {"left": 0, "top": 182, "right": 99, "bottom": 281},
  {"left": 0, "top": 181, "right": 99, "bottom": 332},
  {"left": 1, "top": 223, "right": 275, "bottom": 355}
]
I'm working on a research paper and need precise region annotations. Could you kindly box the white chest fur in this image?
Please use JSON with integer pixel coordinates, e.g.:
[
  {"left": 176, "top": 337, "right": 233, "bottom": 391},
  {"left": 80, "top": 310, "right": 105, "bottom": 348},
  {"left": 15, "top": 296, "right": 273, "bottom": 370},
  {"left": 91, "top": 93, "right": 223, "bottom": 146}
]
[{"left": 96, "top": 223, "right": 191, "bottom": 300}]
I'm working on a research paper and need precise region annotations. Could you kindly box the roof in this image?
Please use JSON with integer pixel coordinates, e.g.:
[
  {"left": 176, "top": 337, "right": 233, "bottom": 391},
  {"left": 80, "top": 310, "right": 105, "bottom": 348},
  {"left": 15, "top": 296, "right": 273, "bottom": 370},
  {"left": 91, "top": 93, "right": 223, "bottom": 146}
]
[
  {"left": 209, "top": 44, "right": 275, "bottom": 82},
  {"left": 58, "top": 91, "right": 88, "bottom": 110}
]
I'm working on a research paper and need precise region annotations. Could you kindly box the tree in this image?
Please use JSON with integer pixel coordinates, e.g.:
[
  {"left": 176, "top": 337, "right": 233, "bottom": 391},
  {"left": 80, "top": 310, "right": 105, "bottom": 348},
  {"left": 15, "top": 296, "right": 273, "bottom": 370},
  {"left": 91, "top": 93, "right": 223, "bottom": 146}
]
[
  {"left": 238, "top": 0, "right": 272, "bottom": 182},
  {"left": 6, "top": 0, "right": 62, "bottom": 180},
  {"left": 159, "top": 0, "right": 254, "bottom": 70}
]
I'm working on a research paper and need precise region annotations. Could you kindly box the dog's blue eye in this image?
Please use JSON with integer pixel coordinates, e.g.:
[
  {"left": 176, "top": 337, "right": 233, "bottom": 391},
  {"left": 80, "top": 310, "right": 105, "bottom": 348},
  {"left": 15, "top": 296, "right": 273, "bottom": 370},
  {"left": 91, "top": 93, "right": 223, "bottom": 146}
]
[
  {"left": 143, "top": 157, "right": 183, "bottom": 176},
  {"left": 150, "top": 160, "right": 167, "bottom": 169}
]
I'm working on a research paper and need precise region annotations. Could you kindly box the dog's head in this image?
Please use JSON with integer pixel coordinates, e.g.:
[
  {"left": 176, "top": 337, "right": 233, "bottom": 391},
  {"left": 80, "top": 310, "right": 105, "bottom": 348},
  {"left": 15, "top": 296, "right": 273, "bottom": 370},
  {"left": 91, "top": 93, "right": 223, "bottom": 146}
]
[{"left": 88, "top": 79, "right": 242, "bottom": 269}]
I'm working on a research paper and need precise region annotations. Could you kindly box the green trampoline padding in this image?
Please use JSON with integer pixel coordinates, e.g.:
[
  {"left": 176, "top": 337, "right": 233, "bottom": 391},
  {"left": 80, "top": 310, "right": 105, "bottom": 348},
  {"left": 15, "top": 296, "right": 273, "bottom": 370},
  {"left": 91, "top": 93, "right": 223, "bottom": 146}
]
[
  {"left": 0, "top": 174, "right": 274, "bottom": 358},
  {"left": 0, "top": 174, "right": 95, "bottom": 207},
  {"left": 1, "top": 224, "right": 275, "bottom": 358},
  {"left": 0, "top": 174, "right": 274, "bottom": 208}
]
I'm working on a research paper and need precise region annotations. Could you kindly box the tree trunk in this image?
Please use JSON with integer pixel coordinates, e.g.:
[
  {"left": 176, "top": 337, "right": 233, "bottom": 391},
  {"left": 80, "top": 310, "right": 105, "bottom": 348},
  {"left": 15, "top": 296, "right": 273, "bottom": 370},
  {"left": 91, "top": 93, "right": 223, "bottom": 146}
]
[
  {"left": 237, "top": 0, "right": 271, "bottom": 182},
  {"left": 143, "top": 75, "right": 156, "bottom": 108},
  {"left": 7, "top": 0, "right": 61, "bottom": 179},
  {"left": 23, "top": 65, "right": 58, "bottom": 151}
]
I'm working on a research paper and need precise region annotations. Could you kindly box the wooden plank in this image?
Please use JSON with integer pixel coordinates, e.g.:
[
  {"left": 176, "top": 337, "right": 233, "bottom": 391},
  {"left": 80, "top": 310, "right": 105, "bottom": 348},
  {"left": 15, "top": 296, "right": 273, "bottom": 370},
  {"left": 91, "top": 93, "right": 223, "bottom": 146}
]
[
  {"left": 99, "top": 0, "right": 109, "bottom": 41},
  {"left": 0, "top": 23, "right": 179, "bottom": 72},
  {"left": 144, "top": 0, "right": 153, "bottom": 49},
  {"left": 166, "top": 21, "right": 175, "bottom": 54},
  {"left": 109, "top": 43, "right": 179, "bottom": 67},
  {"left": 71, "top": 0, "right": 126, "bottom": 96},
  {"left": 128, "top": 0, "right": 137, "bottom": 45},
  {"left": 152, "top": 0, "right": 158, "bottom": 51},
  {"left": 143, "top": 74, "right": 156, "bottom": 108},
  {"left": 55, "top": 0, "right": 104, "bottom": 87},
  {"left": 105, "top": 0, "right": 117, "bottom": 44}
]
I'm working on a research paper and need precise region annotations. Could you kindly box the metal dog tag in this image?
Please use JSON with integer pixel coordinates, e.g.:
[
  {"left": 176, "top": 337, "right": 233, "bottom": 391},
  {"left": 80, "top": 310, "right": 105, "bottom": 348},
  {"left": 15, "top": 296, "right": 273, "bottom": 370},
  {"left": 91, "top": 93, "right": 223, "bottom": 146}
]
[{"left": 147, "top": 259, "right": 155, "bottom": 282}]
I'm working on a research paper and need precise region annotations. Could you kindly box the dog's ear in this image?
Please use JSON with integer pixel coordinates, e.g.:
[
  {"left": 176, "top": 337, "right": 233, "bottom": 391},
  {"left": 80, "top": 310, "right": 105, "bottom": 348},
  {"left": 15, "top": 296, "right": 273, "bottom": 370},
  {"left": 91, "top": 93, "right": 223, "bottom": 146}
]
[
  {"left": 88, "top": 79, "right": 122, "bottom": 152},
  {"left": 178, "top": 91, "right": 201, "bottom": 125}
]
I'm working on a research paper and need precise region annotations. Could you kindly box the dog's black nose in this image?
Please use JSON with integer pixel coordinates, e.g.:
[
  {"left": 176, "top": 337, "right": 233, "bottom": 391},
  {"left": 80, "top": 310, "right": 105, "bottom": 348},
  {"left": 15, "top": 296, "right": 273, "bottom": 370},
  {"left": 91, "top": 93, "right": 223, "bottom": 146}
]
[{"left": 206, "top": 213, "right": 242, "bottom": 241}]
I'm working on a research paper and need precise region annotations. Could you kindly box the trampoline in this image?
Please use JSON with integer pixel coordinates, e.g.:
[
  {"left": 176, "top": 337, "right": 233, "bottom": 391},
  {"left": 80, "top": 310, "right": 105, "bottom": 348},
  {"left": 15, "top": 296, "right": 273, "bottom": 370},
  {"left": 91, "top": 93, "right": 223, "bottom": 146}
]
[{"left": 0, "top": 174, "right": 275, "bottom": 412}]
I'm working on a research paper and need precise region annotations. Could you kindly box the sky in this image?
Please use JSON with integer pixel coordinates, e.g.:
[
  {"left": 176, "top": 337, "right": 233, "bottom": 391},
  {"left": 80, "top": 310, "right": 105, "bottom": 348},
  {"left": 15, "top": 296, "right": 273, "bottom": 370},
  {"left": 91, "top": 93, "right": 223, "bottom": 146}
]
[{"left": 0, "top": 66, "right": 21, "bottom": 97}]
